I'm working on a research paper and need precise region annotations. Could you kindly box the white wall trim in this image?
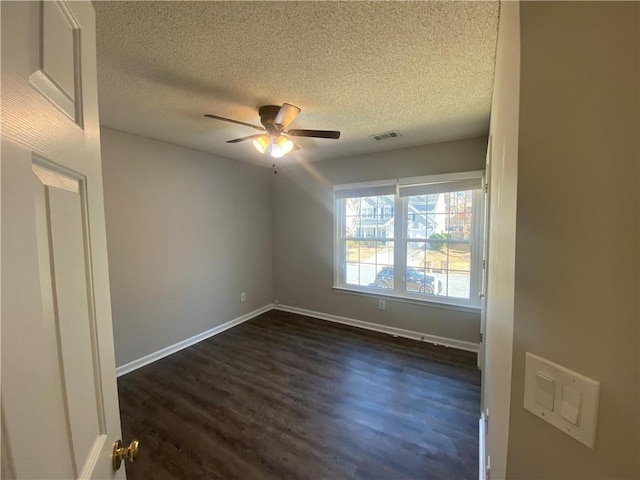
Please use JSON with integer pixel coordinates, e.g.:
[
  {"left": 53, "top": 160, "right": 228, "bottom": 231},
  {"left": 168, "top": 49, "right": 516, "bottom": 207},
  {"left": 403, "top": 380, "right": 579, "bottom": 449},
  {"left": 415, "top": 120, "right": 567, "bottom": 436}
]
[
  {"left": 115, "top": 303, "right": 274, "bottom": 377},
  {"left": 274, "top": 304, "right": 479, "bottom": 353}
]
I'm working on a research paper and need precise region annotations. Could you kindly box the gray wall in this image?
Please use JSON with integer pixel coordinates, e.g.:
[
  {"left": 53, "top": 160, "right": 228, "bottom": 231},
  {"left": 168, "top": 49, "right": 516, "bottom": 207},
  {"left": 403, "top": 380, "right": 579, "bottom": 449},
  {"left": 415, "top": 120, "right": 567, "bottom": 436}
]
[
  {"left": 272, "top": 137, "right": 487, "bottom": 343},
  {"left": 506, "top": 2, "right": 639, "bottom": 478},
  {"left": 101, "top": 128, "right": 273, "bottom": 367},
  {"left": 483, "top": 1, "right": 520, "bottom": 478}
]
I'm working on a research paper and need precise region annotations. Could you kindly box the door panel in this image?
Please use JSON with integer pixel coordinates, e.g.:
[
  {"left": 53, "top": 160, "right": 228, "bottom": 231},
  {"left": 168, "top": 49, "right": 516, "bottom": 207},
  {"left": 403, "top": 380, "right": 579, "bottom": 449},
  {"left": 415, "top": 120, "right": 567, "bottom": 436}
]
[
  {"left": 3, "top": 146, "right": 79, "bottom": 479},
  {"left": 29, "top": 1, "right": 83, "bottom": 124},
  {"left": 1, "top": 1, "right": 126, "bottom": 478},
  {"left": 33, "top": 160, "right": 104, "bottom": 475}
]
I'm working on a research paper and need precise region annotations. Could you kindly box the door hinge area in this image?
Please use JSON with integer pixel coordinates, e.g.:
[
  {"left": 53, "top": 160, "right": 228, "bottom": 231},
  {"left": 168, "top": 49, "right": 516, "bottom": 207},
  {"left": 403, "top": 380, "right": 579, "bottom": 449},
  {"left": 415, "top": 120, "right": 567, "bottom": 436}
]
[
  {"left": 484, "top": 183, "right": 488, "bottom": 194},
  {"left": 479, "top": 332, "right": 483, "bottom": 343}
]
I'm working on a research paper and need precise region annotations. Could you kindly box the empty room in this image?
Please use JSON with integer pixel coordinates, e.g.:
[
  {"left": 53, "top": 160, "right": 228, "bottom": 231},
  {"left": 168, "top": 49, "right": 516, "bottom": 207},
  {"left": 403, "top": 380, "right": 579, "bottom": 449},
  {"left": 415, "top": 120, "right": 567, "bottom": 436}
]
[{"left": 1, "top": 1, "right": 638, "bottom": 480}]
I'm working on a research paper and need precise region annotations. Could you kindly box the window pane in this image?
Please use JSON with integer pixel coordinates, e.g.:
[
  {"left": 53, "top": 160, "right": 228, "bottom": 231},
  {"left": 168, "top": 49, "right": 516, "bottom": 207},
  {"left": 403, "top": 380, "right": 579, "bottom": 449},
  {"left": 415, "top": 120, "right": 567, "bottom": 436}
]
[
  {"left": 403, "top": 190, "right": 475, "bottom": 300},
  {"left": 445, "top": 243, "right": 471, "bottom": 299},
  {"left": 345, "top": 216, "right": 358, "bottom": 238},
  {"left": 406, "top": 242, "right": 445, "bottom": 296},
  {"left": 444, "top": 190, "right": 473, "bottom": 240},
  {"left": 344, "top": 240, "right": 394, "bottom": 288},
  {"left": 407, "top": 195, "right": 427, "bottom": 239},
  {"left": 406, "top": 190, "right": 474, "bottom": 242},
  {"left": 346, "top": 240, "right": 360, "bottom": 262},
  {"left": 406, "top": 241, "right": 426, "bottom": 269},
  {"left": 405, "top": 240, "right": 471, "bottom": 299},
  {"left": 344, "top": 195, "right": 394, "bottom": 240},
  {"left": 345, "top": 262, "right": 359, "bottom": 285},
  {"left": 372, "top": 263, "right": 394, "bottom": 290},
  {"left": 342, "top": 195, "right": 395, "bottom": 289}
]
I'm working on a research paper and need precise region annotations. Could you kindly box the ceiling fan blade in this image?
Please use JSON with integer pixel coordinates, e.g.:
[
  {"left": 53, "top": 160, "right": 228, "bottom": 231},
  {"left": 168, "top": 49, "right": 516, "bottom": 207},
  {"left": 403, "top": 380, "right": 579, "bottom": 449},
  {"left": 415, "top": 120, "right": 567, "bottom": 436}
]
[
  {"left": 274, "top": 103, "right": 301, "bottom": 129},
  {"left": 287, "top": 129, "right": 341, "bottom": 139},
  {"left": 226, "top": 134, "right": 265, "bottom": 143},
  {"left": 204, "top": 114, "right": 264, "bottom": 131}
]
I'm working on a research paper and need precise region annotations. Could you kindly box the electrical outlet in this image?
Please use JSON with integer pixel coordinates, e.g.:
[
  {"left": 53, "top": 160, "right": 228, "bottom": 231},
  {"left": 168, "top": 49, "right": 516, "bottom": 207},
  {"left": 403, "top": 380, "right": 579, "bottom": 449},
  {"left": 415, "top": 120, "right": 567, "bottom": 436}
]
[
  {"left": 241, "top": 292, "right": 246, "bottom": 302},
  {"left": 379, "top": 299, "right": 386, "bottom": 310}
]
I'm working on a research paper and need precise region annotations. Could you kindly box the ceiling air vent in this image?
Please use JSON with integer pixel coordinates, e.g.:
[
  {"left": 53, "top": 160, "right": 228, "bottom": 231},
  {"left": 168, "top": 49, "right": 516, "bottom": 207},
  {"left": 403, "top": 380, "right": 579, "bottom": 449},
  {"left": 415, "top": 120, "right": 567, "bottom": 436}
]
[{"left": 370, "top": 130, "right": 401, "bottom": 141}]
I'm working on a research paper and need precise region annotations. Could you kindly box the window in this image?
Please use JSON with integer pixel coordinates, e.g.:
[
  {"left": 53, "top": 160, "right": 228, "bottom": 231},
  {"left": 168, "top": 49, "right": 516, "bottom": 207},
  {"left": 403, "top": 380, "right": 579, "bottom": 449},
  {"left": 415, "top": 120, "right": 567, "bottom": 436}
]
[{"left": 334, "top": 171, "right": 484, "bottom": 308}]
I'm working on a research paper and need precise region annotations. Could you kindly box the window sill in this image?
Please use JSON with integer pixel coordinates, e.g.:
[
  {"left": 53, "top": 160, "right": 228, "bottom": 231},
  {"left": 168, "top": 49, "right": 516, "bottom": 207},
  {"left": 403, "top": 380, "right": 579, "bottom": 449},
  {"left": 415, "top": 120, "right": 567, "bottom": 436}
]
[{"left": 332, "top": 286, "right": 481, "bottom": 313}]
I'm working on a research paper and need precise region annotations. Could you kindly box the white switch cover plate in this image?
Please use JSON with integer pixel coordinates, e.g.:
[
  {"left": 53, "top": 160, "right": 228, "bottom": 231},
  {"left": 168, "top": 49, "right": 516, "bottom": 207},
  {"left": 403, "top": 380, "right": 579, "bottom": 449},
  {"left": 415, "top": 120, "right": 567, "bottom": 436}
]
[{"left": 524, "top": 352, "right": 600, "bottom": 449}]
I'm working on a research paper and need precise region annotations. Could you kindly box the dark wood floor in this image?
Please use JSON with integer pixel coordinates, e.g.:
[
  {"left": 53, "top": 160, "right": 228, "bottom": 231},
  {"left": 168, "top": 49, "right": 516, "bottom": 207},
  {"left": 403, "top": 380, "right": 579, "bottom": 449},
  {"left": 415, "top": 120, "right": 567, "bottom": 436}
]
[{"left": 117, "top": 310, "right": 480, "bottom": 480}]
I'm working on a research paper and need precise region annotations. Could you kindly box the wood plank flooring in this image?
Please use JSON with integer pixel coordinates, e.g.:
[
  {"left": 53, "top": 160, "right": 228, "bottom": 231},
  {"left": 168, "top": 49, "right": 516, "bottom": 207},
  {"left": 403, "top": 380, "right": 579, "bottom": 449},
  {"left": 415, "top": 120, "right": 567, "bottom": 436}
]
[{"left": 117, "top": 310, "right": 480, "bottom": 480}]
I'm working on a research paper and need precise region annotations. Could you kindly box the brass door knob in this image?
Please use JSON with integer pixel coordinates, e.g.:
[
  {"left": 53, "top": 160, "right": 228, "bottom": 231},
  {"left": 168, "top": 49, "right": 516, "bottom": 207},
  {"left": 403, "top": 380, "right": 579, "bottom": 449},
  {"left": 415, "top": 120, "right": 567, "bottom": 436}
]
[{"left": 112, "top": 439, "right": 140, "bottom": 471}]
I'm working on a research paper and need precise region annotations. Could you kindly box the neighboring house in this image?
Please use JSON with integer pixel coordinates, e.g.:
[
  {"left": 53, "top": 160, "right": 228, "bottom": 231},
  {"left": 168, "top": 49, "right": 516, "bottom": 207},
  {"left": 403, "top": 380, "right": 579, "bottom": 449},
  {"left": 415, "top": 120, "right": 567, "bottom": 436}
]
[
  {"left": 352, "top": 195, "right": 447, "bottom": 241},
  {"left": 407, "top": 194, "right": 445, "bottom": 240},
  {"left": 344, "top": 196, "right": 394, "bottom": 239},
  {"left": 356, "top": 196, "right": 394, "bottom": 239}
]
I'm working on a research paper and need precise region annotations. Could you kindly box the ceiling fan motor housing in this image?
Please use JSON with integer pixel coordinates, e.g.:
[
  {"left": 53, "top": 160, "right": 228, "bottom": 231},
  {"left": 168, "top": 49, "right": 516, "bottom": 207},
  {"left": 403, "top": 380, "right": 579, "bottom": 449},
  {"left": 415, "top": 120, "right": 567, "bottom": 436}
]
[{"left": 258, "top": 105, "right": 283, "bottom": 134}]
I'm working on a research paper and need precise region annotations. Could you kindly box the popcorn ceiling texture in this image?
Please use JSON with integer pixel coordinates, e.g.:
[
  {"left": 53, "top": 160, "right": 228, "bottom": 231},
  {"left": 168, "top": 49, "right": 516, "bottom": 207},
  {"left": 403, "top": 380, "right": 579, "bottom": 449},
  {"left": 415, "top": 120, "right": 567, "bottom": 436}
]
[{"left": 95, "top": 1, "right": 499, "bottom": 165}]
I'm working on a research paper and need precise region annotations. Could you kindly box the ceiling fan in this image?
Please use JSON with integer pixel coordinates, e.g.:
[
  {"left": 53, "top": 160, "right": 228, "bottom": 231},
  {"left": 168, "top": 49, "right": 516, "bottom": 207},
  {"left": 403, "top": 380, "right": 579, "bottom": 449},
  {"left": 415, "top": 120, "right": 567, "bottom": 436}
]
[{"left": 204, "top": 103, "right": 340, "bottom": 158}]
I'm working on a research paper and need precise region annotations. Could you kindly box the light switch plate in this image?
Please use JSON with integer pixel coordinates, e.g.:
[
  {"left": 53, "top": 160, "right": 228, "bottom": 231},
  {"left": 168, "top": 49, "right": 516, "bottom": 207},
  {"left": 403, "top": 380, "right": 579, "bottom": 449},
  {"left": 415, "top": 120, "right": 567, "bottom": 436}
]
[{"left": 524, "top": 352, "right": 600, "bottom": 449}]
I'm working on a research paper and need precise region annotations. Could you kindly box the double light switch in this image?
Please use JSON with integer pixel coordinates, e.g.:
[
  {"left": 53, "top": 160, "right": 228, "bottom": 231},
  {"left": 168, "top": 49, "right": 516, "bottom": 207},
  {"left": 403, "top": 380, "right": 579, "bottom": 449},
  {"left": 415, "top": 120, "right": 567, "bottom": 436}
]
[
  {"left": 524, "top": 352, "right": 600, "bottom": 448},
  {"left": 534, "top": 372, "right": 582, "bottom": 425}
]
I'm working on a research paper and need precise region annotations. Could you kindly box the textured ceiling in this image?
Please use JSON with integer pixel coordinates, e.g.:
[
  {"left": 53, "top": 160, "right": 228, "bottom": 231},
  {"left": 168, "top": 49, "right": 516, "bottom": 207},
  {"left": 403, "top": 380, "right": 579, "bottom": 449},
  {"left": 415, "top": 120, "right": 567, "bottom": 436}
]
[{"left": 94, "top": 1, "right": 499, "bottom": 166}]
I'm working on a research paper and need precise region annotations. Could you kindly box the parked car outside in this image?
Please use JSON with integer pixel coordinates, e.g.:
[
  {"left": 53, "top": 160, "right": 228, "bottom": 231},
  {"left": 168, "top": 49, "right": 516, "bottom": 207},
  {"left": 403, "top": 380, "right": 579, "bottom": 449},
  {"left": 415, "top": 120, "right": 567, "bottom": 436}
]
[{"left": 373, "top": 267, "right": 443, "bottom": 295}]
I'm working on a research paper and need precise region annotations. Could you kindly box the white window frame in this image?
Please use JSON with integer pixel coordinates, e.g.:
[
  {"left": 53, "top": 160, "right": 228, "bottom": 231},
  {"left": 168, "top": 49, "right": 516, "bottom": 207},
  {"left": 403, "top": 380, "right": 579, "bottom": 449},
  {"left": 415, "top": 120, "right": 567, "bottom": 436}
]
[{"left": 333, "top": 171, "right": 484, "bottom": 310}]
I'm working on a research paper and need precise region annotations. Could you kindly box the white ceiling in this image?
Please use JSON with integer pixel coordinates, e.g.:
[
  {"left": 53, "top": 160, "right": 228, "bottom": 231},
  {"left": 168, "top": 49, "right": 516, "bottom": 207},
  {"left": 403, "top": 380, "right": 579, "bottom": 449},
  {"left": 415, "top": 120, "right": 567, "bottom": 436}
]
[{"left": 94, "top": 1, "right": 499, "bottom": 166}]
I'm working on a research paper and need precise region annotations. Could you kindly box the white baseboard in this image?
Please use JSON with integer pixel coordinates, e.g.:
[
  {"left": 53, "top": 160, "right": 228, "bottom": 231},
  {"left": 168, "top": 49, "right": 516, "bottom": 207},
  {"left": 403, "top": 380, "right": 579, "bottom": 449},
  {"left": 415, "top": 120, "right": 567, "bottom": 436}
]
[
  {"left": 115, "top": 303, "right": 274, "bottom": 377},
  {"left": 274, "top": 304, "right": 479, "bottom": 353},
  {"left": 116, "top": 302, "right": 478, "bottom": 377}
]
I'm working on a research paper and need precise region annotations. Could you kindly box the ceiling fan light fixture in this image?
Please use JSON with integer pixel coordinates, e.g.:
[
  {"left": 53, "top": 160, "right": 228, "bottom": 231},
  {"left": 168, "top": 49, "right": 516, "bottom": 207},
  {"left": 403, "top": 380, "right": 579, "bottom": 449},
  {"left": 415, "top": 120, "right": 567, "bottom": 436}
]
[
  {"left": 270, "top": 142, "right": 284, "bottom": 158},
  {"left": 252, "top": 134, "right": 270, "bottom": 154},
  {"left": 269, "top": 135, "right": 294, "bottom": 158},
  {"left": 276, "top": 135, "right": 294, "bottom": 155},
  {"left": 270, "top": 147, "right": 284, "bottom": 158}
]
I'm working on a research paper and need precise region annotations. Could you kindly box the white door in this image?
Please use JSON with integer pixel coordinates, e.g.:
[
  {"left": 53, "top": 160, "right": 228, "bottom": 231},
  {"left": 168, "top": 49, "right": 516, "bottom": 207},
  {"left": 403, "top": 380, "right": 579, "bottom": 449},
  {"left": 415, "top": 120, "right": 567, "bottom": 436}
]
[
  {"left": 479, "top": 136, "right": 492, "bottom": 395},
  {"left": 1, "top": 1, "right": 128, "bottom": 478}
]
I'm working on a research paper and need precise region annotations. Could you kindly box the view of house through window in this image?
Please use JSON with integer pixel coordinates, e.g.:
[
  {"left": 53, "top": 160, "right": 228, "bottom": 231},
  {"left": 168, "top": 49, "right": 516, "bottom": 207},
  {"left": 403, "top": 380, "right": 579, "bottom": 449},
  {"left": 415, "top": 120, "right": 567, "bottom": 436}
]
[
  {"left": 335, "top": 172, "right": 484, "bottom": 307},
  {"left": 405, "top": 191, "right": 473, "bottom": 299},
  {"left": 344, "top": 194, "right": 395, "bottom": 287}
]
